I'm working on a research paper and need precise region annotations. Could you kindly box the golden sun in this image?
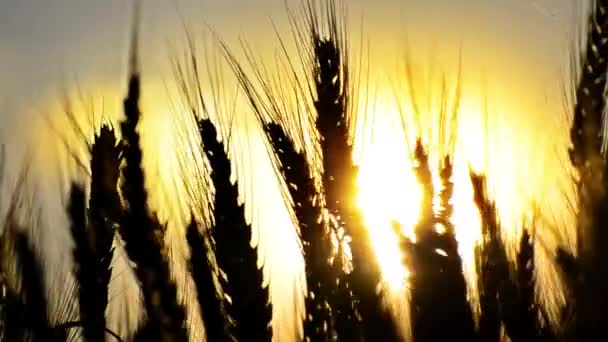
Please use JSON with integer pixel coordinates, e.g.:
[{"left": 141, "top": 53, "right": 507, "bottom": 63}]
[{"left": 355, "top": 100, "right": 483, "bottom": 291}]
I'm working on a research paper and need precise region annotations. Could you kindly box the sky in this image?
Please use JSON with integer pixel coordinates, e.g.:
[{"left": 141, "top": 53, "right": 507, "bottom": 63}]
[
  {"left": 0, "top": 0, "right": 581, "bottom": 120},
  {"left": 0, "top": 0, "right": 590, "bottom": 341},
  {"left": 0, "top": 0, "right": 585, "bottom": 172}
]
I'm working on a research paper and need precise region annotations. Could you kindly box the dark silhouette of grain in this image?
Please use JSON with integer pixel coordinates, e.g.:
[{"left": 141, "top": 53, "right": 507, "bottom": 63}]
[
  {"left": 401, "top": 143, "right": 474, "bottom": 342},
  {"left": 87, "top": 124, "right": 122, "bottom": 317},
  {"left": 561, "top": 1, "right": 608, "bottom": 340},
  {"left": 186, "top": 218, "right": 233, "bottom": 342},
  {"left": 68, "top": 184, "right": 107, "bottom": 342},
  {"left": 263, "top": 123, "right": 335, "bottom": 342},
  {"left": 13, "top": 231, "right": 52, "bottom": 342},
  {"left": 306, "top": 3, "right": 399, "bottom": 340},
  {"left": 117, "top": 7, "right": 189, "bottom": 340},
  {"left": 199, "top": 119, "right": 273, "bottom": 342}
]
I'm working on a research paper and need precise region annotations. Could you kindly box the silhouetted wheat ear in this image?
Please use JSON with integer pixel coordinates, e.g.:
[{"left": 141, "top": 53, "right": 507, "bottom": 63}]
[
  {"left": 474, "top": 243, "right": 500, "bottom": 342},
  {"left": 329, "top": 218, "right": 363, "bottom": 342},
  {"left": 562, "top": 1, "right": 608, "bottom": 339},
  {"left": 569, "top": 0, "right": 608, "bottom": 170},
  {"left": 518, "top": 230, "right": 536, "bottom": 329},
  {"left": 83, "top": 124, "right": 120, "bottom": 341},
  {"left": 308, "top": 5, "right": 398, "bottom": 340},
  {"left": 471, "top": 172, "right": 503, "bottom": 342},
  {"left": 262, "top": 123, "right": 335, "bottom": 341},
  {"left": 403, "top": 146, "right": 474, "bottom": 342},
  {"left": 438, "top": 156, "right": 454, "bottom": 232},
  {"left": 435, "top": 155, "right": 460, "bottom": 257},
  {"left": 1, "top": 228, "right": 27, "bottom": 342},
  {"left": 118, "top": 37, "right": 188, "bottom": 340},
  {"left": 516, "top": 229, "right": 555, "bottom": 342},
  {"left": 1, "top": 285, "right": 24, "bottom": 342},
  {"left": 198, "top": 119, "right": 272, "bottom": 342},
  {"left": 406, "top": 237, "right": 476, "bottom": 342},
  {"left": 574, "top": 0, "right": 608, "bottom": 257},
  {"left": 307, "top": 2, "right": 357, "bottom": 221},
  {"left": 12, "top": 230, "right": 53, "bottom": 342},
  {"left": 555, "top": 247, "right": 579, "bottom": 297},
  {"left": 186, "top": 218, "right": 232, "bottom": 342},
  {"left": 555, "top": 246, "right": 578, "bottom": 338},
  {"left": 88, "top": 123, "right": 121, "bottom": 309},
  {"left": 68, "top": 184, "right": 106, "bottom": 342},
  {"left": 500, "top": 228, "right": 556, "bottom": 342},
  {"left": 471, "top": 172, "right": 547, "bottom": 342},
  {"left": 569, "top": 0, "right": 608, "bottom": 262},
  {"left": 491, "top": 226, "right": 552, "bottom": 342},
  {"left": 313, "top": 37, "right": 356, "bottom": 215},
  {"left": 413, "top": 139, "right": 434, "bottom": 238}
]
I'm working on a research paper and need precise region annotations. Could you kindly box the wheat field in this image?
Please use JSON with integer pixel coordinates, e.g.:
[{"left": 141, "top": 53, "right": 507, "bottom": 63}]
[{"left": 0, "top": 0, "right": 605, "bottom": 341}]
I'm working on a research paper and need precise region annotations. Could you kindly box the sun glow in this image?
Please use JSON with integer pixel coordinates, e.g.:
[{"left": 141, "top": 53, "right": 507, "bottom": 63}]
[
  {"left": 356, "top": 135, "right": 419, "bottom": 288},
  {"left": 355, "top": 96, "right": 484, "bottom": 292}
]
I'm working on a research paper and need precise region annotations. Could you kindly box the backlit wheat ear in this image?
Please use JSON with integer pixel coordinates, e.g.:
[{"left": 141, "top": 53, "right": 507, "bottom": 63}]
[
  {"left": 516, "top": 228, "right": 554, "bottom": 341},
  {"left": 570, "top": 0, "right": 608, "bottom": 263},
  {"left": 118, "top": 8, "right": 188, "bottom": 340},
  {"left": 13, "top": 230, "right": 53, "bottom": 342},
  {"left": 438, "top": 156, "right": 454, "bottom": 233},
  {"left": 412, "top": 139, "right": 433, "bottom": 237},
  {"left": 569, "top": 0, "right": 608, "bottom": 170},
  {"left": 186, "top": 218, "right": 232, "bottom": 342},
  {"left": 1, "top": 228, "right": 30, "bottom": 342},
  {"left": 199, "top": 119, "right": 272, "bottom": 342},
  {"left": 306, "top": 2, "right": 399, "bottom": 340},
  {"left": 475, "top": 242, "right": 500, "bottom": 342},
  {"left": 223, "top": 34, "right": 344, "bottom": 339},
  {"left": 471, "top": 172, "right": 547, "bottom": 342},
  {"left": 262, "top": 123, "right": 334, "bottom": 341},
  {"left": 569, "top": 0, "right": 608, "bottom": 264},
  {"left": 69, "top": 124, "right": 122, "bottom": 342},
  {"left": 471, "top": 172, "right": 503, "bottom": 342},
  {"left": 68, "top": 184, "right": 107, "bottom": 342},
  {"left": 563, "top": 0, "right": 608, "bottom": 339},
  {"left": 403, "top": 144, "right": 474, "bottom": 342}
]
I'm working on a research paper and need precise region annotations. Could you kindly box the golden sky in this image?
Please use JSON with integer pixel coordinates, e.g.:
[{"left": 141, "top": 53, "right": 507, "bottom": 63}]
[{"left": 0, "top": 0, "right": 582, "bottom": 118}]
